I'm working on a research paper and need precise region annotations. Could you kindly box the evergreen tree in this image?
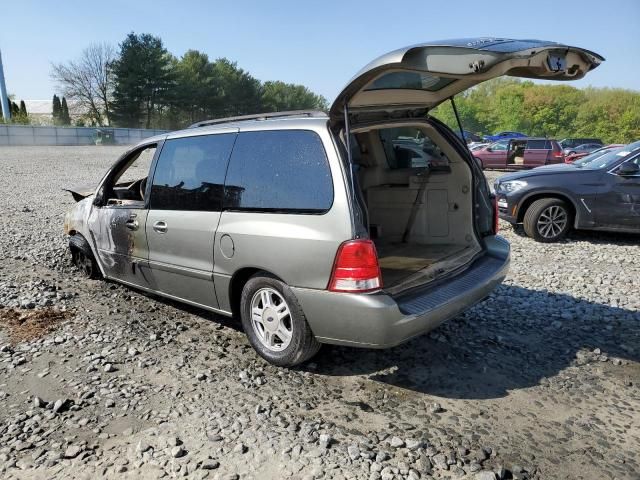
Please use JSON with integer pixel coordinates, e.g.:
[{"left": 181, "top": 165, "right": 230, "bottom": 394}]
[
  {"left": 61, "top": 97, "right": 71, "bottom": 125},
  {"left": 111, "top": 32, "right": 175, "bottom": 128},
  {"left": 261, "top": 81, "right": 327, "bottom": 112},
  {"left": 19, "top": 100, "right": 27, "bottom": 117},
  {"left": 52, "top": 95, "right": 62, "bottom": 125}
]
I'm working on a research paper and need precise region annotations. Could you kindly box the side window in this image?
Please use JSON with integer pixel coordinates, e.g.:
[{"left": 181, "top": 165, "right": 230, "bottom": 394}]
[
  {"left": 224, "top": 130, "right": 333, "bottom": 212},
  {"left": 526, "top": 140, "right": 547, "bottom": 149},
  {"left": 491, "top": 142, "right": 507, "bottom": 151},
  {"left": 114, "top": 145, "right": 156, "bottom": 185},
  {"left": 104, "top": 144, "right": 156, "bottom": 205},
  {"left": 150, "top": 134, "right": 236, "bottom": 211},
  {"left": 379, "top": 127, "right": 450, "bottom": 169}
]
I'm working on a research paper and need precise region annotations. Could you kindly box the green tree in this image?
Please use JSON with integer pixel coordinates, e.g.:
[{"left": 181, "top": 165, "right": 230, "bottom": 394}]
[
  {"left": 209, "top": 58, "right": 262, "bottom": 118},
  {"left": 61, "top": 97, "right": 71, "bottom": 125},
  {"left": 111, "top": 32, "right": 175, "bottom": 128},
  {"left": 260, "top": 81, "right": 327, "bottom": 112},
  {"left": 12, "top": 100, "right": 30, "bottom": 124},
  {"left": 173, "top": 49, "right": 217, "bottom": 125},
  {"left": 431, "top": 78, "right": 640, "bottom": 144},
  {"left": 52, "top": 94, "right": 62, "bottom": 124}
]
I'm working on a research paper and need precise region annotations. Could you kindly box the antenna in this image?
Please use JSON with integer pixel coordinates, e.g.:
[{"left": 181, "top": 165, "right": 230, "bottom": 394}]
[{"left": 0, "top": 49, "right": 10, "bottom": 121}]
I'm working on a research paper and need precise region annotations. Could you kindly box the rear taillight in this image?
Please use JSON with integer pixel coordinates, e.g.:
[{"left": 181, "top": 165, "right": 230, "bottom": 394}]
[
  {"left": 328, "top": 239, "right": 382, "bottom": 293},
  {"left": 492, "top": 196, "right": 500, "bottom": 234},
  {"left": 552, "top": 145, "right": 564, "bottom": 159}
]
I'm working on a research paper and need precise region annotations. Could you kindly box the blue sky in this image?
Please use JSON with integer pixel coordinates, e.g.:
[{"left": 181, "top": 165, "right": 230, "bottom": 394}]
[{"left": 1, "top": 0, "right": 638, "bottom": 103}]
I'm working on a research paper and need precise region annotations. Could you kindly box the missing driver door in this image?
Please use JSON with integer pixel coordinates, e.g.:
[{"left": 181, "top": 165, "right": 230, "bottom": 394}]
[{"left": 88, "top": 143, "right": 158, "bottom": 288}]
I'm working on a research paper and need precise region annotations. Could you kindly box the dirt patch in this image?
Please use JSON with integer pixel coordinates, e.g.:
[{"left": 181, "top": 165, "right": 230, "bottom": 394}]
[{"left": 0, "top": 308, "right": 73, "bottom": 344}]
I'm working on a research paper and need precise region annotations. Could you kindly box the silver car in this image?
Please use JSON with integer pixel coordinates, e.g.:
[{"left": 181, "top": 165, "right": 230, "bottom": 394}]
[{"left": 64, "top": 38, "right": 603, "bottom": 366}]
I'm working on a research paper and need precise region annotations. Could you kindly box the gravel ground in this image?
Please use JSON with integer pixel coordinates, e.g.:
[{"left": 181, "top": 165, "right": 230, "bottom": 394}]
[{"left": 0, "top": 146, "right": 638, "bottom": 480}]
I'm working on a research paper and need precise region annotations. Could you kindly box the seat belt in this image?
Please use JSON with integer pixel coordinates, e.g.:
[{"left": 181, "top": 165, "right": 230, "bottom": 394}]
[{"left": 402, "top": 171, "right": 429, "bottom": 243}]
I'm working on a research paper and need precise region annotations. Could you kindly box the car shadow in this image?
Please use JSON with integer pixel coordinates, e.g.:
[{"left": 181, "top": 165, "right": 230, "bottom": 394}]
[
  {"left": 504, "top": 221, "right": 639, "bottom": 246},
  {"left": 565, "top": 228, "right": 640, "bottom": 245},
  {"left": 300, "top": 284, "right": 639, "bottom": 400},
  {"left": 111, "top": 283, "right": 244, "bottom": 333}
]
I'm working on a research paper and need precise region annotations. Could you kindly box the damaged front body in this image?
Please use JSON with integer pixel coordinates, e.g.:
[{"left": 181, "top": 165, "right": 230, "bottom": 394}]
[
  {"left": 64, "top": 136, "right": 224, "bottom": 312},
  {"left": 64, "top": 139, "right": 162, "bottom": 289}
]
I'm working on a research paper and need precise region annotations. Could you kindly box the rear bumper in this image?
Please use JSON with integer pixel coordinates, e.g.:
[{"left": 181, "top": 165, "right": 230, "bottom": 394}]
[{"left": 293, "top": 236, "right": 510, "bottom": 348}]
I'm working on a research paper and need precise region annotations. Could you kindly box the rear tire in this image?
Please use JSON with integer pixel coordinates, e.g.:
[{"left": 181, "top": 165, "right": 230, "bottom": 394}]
[
  {"left": 523, "top": 198, "right": 572, "bottom": 242},
  {"left": 240, "top": 273, "right": 320, "bottom": 367}
]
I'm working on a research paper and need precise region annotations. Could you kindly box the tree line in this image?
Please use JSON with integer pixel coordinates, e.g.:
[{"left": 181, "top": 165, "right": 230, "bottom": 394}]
[
  {"left": 431, "top": 78, "right": 640, "bottom": 144},
  {"left": 49, "top": 33, "right": 327, "bottom": 129},
  {"left": 0, "top": 97, "right": 29, "bottom": 124}
]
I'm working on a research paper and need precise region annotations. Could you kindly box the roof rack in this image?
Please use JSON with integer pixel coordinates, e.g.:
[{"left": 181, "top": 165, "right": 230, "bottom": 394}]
[{"left": 188, "top": 110, "right": 327, "bottom": 129}]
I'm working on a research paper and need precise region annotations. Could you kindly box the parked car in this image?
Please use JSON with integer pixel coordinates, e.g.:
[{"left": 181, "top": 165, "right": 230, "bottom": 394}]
[
  {"left": 571, "top": 145, "right": 624, "bottom": 166},
  {"left": 474, "top": 137, "right": 564, "bottom": 170},
  {"left": 484, "top": 131, "right": 527, "bottom": 142},
  {"left": 564, "top": 144, "right": 624, "bottom": 163},
  {"left": 495, "top": 142, "right": 640, "bottom": 242},
  {"left": 562, "top": 142, "right": 604, "bottom": 157},
  {"left": 64, "top": 37, "right": 602, "bottom": 366},
  {"left": 469, "top": 142, "right": 490, "bottom": 151},
  {"left": 559, "top": 137, "right": 603, "bottom": 150},
  {"left": 455, "top": 130, "right": 483, "bottom": 143}
]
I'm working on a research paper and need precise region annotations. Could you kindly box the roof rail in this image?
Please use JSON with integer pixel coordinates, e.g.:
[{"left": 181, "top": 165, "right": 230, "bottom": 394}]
[{"left": 188, "top": 110, "right": 328, "bottom": 129}]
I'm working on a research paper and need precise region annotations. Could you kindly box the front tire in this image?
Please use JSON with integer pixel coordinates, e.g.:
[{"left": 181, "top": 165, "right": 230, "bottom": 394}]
[
  {"left": 523, "top": 198, "right": 572, "bottom": 242},
  {"left": 69, "top": 235, "right": 101, "bottom": 279},
  {"left": 240, "top": 273, "right": 320, "bottom": 367}
]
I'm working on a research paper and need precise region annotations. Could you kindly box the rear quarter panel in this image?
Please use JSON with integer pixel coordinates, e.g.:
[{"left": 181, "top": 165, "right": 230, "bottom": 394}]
[{"left": 213, "top": 125, "right": 353, "bottom": 311}]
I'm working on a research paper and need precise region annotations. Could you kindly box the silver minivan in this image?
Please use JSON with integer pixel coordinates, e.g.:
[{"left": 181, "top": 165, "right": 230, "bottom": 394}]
[{"left": 64, "top": 38, "right": 603, "bottom": 366}]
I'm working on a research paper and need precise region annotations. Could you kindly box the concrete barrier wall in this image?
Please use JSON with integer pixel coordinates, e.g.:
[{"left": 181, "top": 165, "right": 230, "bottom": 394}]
[{"left": 0, "top": 125, "right": 168, "bottom": 146}]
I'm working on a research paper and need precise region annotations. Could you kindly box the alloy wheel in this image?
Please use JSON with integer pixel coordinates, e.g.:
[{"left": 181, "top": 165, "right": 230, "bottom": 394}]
[
  {"left": 250, "top": 288, "right": 293, "bottom": 352},
  {"left": 537, "top": 205, "right": 568, "bottom": 239}
]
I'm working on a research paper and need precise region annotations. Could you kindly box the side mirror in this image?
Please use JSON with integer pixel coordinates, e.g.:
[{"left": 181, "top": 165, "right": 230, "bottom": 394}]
[
  {"left": 486, "top": 147, "right": 492, "bottom": 152},
  {"left": 617, "top": 162, "right": 640, "bottom": 176}
]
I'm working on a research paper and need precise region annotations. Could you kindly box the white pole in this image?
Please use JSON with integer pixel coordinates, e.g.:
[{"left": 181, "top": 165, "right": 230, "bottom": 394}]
[{"left": 0, "top": 49, "right": 11, "bottom": 121}]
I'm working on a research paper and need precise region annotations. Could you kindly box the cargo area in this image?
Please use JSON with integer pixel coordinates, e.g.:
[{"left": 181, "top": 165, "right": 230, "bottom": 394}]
[{"left": 352, "top": 122, "right": 482, "bottom": 293}]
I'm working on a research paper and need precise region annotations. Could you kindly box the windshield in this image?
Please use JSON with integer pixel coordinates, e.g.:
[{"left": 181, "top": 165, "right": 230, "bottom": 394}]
[{"left": 577, "top": 147, "right": 632, "bottom": 169}]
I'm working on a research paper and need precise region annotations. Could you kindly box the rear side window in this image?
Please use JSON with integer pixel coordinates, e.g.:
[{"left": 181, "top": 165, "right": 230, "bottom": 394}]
[
  {"left": 150, "top": 133, "right": 236, "bottom": 211},
  {"left": 224, "top": 130, "right": 333, "bottom": 213},
  {"left": 379, "top": 127, "right": 450, "bottom": 169},
  {"left": 526, "top": 140, "right": 548, "bottom": 149}
]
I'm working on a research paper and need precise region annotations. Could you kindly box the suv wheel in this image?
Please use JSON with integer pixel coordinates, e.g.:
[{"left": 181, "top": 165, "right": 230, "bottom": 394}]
[
  {"left": 523, "top": 198, "right": 572, "bottom": 242},
  {"left": 240, "top": 273, "right": 320, "bottom": 367}
]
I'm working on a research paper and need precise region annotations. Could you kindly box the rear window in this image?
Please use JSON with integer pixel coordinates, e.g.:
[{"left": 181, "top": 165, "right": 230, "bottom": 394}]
[
  {"left": 378, "top": 127, "right": 450, "bottom": 169},
  {"left": 224, "top": 130, "right": 333, "bottom": 213},
  {"left": 365, "top": 71, "right": 455, "bottom": 92},
  {"left": 150, "top": 134, "right": 235, "bottom": 211}
]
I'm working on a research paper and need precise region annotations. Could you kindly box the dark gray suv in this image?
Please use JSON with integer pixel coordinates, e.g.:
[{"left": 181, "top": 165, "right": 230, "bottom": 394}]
[{"left": 64, "top": 38, "right": 603, "bottom": 366}]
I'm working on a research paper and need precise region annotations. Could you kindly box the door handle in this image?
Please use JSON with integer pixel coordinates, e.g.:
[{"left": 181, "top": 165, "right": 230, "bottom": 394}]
[
  {"left": 153, "top": 221, "right": 167, "bottom": 233},
  {"left": 125, "top": 219, "right": 139, "bottom": 230}
]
